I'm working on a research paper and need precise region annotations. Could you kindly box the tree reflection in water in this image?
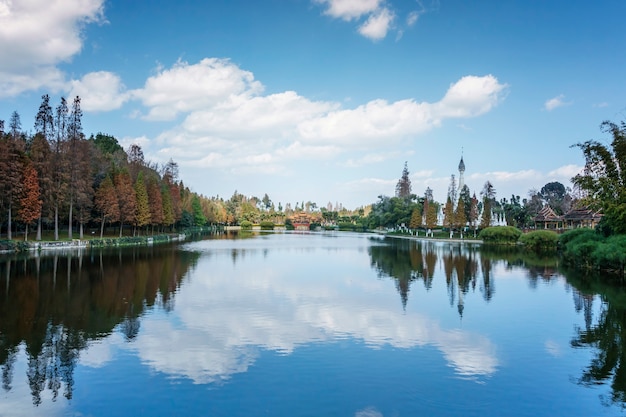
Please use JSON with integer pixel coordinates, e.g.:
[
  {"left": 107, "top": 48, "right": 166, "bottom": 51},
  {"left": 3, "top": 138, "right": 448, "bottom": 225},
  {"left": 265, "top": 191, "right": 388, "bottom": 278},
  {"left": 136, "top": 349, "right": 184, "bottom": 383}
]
[
  {"left": 3, "top": 236, "right": 626, "bottom": 411},
  {"left": 370, "top": 237, "right": 626, "bottom": 410},
  {"left": 0, "top": 246, "right": 198, "bottom": 405},
  {"left": 368, "top": 239, "right": 487, "bottom": 315},
  {"left": 567, "top": 270, "right": 626, "bottom": 410}
]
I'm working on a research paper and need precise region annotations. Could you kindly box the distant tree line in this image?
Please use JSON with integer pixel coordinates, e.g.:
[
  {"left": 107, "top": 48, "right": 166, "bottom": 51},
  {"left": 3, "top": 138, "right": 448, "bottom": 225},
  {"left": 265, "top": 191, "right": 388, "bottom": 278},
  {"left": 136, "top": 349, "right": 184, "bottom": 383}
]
[{"left": 366, "top": 160, "right": 578, "bottom": 234}]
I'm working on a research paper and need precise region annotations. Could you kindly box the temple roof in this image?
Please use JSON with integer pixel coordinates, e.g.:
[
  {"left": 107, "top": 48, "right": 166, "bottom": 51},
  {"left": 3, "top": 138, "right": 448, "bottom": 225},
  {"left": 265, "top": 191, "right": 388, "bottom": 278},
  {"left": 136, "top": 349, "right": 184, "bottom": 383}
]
[
  {"left": 562, "top": 207, "right": 603, "bottom": 221},
  {"left": 534, "top": 206, "right": 560, "bottom": 221}
]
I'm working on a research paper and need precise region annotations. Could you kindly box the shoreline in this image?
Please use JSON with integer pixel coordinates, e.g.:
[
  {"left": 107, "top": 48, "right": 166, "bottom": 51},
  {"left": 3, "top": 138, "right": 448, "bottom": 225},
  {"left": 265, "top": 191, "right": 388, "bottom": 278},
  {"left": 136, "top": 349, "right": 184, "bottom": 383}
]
[{"left": 382, "top": 233, "right": 483, "bottom": 244}]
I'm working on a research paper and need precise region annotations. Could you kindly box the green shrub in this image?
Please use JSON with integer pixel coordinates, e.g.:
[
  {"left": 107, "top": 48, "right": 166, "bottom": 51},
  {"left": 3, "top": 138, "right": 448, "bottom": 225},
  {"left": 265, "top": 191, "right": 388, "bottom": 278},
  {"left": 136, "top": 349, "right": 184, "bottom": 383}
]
[
  {"left": 337, "top": 222, "right": 356, "bottom": 231},
  {"left": 260, "top": 221, "right": 275, "bottom": 230},
  {"left": 559, "top": 228, "right": 600, "bottom": 248},
  {"left": 240, "top": 220, "right": 253, "bottom": 230},
  {"left": 590, "top": 235, "right": 626, "bottom": 273},
  {"left": 479, "top": 226, "right": 522, "bottom": 244},
  {"left": 559, "top": 228, "right": 602, "bottom": 267},
  {"left": 519, "top": 230, "right": 559, "bottom": 251},
  {"left": 0, "top": 240, "right": 30, "bottom": 252}
]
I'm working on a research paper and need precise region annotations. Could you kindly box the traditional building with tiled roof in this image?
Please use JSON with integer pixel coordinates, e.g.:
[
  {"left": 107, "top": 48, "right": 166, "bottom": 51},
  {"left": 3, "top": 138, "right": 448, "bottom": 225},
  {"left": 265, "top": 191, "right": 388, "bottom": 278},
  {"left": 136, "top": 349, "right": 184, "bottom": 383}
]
[
  {"left": 533, "top": 206, "right": 563, "bottom": 229},
  {"left": 562, "top": 207, "right": 603, "bottom": 229}
]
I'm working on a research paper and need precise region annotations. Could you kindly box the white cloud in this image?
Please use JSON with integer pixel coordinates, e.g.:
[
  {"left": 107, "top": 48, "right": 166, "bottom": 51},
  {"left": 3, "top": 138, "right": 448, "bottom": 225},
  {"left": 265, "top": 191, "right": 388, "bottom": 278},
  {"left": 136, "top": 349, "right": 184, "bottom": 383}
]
[
  {"left": 0, "top": 67, "right": 66, "bottom": 97},
  {"left": 544, "top": 339, "right": 562, "bottom": 357},
  {"left": 435, "top": 75, "right": 507, "bottom": 118},
  {"left": 544, "top": 94, "right": 570, "bottom": 111},
  {"left": 134, "top": 58, "right": 264, "bottom": 121},
  {"left": 547, "top": 164, "right": 583, "bottom": 179},
  {"left": 181, "top": 90, "right": 336, "bottom": 137},
  {"left": 314, "top": 0, "right": 383, "bottom": 21},
  {"left": 0, "top": 0, "right": 105, "bottom": 97},
  {"left": 122, "top": 241, "right": 499, "bottom": 383},
  {"left": 132, "top": 59, "right": 506, "bottom": 178},
  {"left": 298, "top": 98, "right": 435, "bottom": 146},
  {"left": 344, "top": 151, "right": 405, "bottom": 167},
  {"left": 406, "top": 11, "right": 419, "bottom": 26},
  {"left": 298, "top": 74, "right": 506, "bottom": 147},
  {"left": 355, "top": 407, "right": 384, "bottom": 417},
  {"left": 314, "top": 0, "right": 432, "bottom": 40},
  {"left": 358, "top": 7, "right": 395, "bottom": 40},
  {"left": 68, "top": 71, "right": 130, "bottom": 111}
]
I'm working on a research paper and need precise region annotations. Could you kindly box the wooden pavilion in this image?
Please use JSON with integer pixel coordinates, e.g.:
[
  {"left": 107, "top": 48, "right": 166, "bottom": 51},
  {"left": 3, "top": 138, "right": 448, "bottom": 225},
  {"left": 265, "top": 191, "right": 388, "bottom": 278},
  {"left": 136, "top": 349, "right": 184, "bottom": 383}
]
[{"left": 533, "top": 206, "right": 563, "bottom": 230}]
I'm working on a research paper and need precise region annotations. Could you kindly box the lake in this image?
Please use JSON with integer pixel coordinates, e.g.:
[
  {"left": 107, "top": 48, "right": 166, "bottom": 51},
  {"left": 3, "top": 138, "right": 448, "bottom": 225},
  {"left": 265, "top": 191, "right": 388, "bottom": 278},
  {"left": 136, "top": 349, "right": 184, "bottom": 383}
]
[{"left": 0, "top": 231, "right": 625, "bottom": 416}]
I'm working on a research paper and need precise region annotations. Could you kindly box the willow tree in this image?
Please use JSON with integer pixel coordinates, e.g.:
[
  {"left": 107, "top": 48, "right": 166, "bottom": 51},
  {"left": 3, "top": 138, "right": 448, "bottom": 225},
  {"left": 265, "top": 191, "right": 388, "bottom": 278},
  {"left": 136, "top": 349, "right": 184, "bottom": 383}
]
[{"left": 572, "top": 120, "right": 626, "bottom": 234}]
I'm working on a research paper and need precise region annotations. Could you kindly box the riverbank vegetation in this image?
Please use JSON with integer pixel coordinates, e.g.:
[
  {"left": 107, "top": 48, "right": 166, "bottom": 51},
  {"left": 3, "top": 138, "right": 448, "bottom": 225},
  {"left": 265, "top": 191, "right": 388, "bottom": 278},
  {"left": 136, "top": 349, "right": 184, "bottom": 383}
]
[
  {"left": 479, "top": 226, "right": 522, "bottom": 245},
  {"left": 2, "top": 97, "right": 624, "bottom": 277},
  {"left": 558, "top": 120, "right": 626, "bottom": 277}
]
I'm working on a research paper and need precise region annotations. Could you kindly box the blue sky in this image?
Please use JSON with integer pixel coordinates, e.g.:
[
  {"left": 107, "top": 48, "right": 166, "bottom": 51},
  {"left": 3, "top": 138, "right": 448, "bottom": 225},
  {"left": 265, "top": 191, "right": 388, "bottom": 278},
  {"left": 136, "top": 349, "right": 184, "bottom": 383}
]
[{"left": 1, "top": 0, "right": 625, "bottom": 209}]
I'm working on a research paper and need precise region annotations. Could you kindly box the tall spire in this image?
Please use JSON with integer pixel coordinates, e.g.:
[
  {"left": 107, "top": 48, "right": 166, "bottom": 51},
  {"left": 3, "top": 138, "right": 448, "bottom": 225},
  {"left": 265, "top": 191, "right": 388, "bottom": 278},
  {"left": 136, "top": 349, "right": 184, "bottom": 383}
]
[{"left": 458, "top": 150, "right": 465, "bottom": 192}]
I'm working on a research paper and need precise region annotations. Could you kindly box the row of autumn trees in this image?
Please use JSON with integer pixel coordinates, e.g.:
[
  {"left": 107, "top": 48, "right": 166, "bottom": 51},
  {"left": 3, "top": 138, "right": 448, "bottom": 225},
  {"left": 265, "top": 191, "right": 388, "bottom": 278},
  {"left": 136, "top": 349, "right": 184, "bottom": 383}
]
[
  {"left": 0, "top": 94, "right": 235, "bottom": 241},
  {"left": 0, "top": 95, "right": 367, "bottom": 242}
]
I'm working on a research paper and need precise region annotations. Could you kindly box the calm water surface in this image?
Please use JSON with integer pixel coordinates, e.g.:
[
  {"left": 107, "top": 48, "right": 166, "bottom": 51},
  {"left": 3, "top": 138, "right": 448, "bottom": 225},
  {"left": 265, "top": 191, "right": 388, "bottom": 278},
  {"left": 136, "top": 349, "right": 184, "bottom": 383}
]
[{"left": 0, "top": 232, "right": 625, "bottom": 416}]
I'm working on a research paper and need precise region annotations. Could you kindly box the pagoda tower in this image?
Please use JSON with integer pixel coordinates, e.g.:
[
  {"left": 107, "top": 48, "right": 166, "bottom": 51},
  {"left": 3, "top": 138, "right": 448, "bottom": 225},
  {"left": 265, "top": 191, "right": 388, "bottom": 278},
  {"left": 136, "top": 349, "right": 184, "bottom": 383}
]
[{"left": 458, "top": 154, "right": 465, "bottom": 192}]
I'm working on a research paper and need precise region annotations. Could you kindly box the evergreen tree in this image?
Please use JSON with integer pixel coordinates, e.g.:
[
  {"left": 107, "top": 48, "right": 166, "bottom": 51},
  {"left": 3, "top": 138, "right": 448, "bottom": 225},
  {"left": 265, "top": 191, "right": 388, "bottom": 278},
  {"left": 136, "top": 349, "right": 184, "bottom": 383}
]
[
  {"left": 409, "top": 207, "right": 422, "bottom": 229},
  {"left": 455, "top": 196, "right": 467, "bottom": 231},
  {"left": 395, "top": 161, "right": 412, "bottom": 198},
  {"left": 425, "top": 201, "right": 439, "bottom": 230},
  {"left": 9, "top": 111, "right": 21, "bottom": 140},
  {"left": 29, "top": 133, "right": 52, "bottom": 240},
  {"left": 94, "top": 175, "right": 119, "bottom": 238},
  {"left": 147, "top": 176, "right": 164, "bottom": 233},
  {"left": 191, "top": 195, "right": 207, "bottom": 226},
  {"left": 51, "top": 97, "right": 69, "bottom": 240},
  {"left": 447, "top": 174, "right": 457, "bottom": 207},
  {"left": 443, "top": 196, "right": 454, "bottom": 230},
  {"left": 459, "top": 185, "right": 471, "bottom": 222},
  {"left": 134, "top": 172, "right": 151, "bottom": 234},
  {"left": 480, "top": 181, "right": 496, "bottom": 228},
  {"left": 115, "top": 170, "right": 136, "bottom": 237},
  {"left": 161, "top": 183, "right": 175, "bottom": 230},
  {"left": 66, "top": 96, "right": 84, "bottom": 239},
  {"left": 0, "top": 133, "right": 24, "bottom": 239},
  {"left": 469, "top": 193, "right": 479, "bottom": 235},
  {"left": 18, "top": 161, "right": 42, "bottom": 241},
  {"left": 34, "top": 94, "right": 54, "bottom": 140}
]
